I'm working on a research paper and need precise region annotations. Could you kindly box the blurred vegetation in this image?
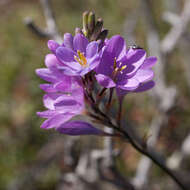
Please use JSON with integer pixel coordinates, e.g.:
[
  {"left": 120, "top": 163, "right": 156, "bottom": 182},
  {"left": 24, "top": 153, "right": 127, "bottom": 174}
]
[{"left": 0, "top": 0, "right": 190, "bottom": 189}]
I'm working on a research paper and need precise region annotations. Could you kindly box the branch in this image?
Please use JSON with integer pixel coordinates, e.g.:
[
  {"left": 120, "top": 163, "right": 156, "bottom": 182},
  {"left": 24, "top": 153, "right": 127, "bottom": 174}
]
[
  {"left": 161, "top": 0, "right": 190, "bottom": 54},
  {"left": 167, "top": 133, "right": 190, "bottom": 170},
  {"left": 119, "top": 1, "right": 190, "bottom": 188},
  {"left": 91, "top": 101, "right": 187, "bottom": 189},
  {"left": 132, "top": 114, "right": 167, "bottom": 187},
  {"left": 132, "top": 0, "right": 179, "bottom": 188},
  {"left": 40, "top": 0, "right": 61, "bottom": 41},
  {"left": 119, "top": 126, "right": 188, "bottom": 190},
  {"left": 24, "top": 0, "right": 62, "bottom": 42},
  {"left": 24, "top": 17, "right": 50, "bottom": 38}
]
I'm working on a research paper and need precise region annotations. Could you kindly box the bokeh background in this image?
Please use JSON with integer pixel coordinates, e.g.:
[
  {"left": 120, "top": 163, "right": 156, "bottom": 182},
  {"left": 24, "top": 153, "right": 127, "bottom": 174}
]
[{"left": 0, "top": 0, "right": 190, "bottom": 190}]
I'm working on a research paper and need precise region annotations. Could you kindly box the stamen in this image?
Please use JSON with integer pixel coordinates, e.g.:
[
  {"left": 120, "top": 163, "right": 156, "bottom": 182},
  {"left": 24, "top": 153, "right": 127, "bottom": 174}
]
[
  {"left": 111, "top": 59, "right": 127, "bottom": 81},
  {"left": 80, "top": 53, "right": 87, "bottom": 65},
  {"left": 74, "top": 50, "right": 87, "bottom": 66},
  {"left": 74, "top": 55, "right": 83, "bottom": 65},
  {"left": 120, "top": 65, "right": 127, "bottom": 71}
]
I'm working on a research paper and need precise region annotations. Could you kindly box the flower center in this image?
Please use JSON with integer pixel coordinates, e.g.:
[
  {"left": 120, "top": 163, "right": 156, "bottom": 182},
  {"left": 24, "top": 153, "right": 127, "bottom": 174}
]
[
  {"left": 112, "top": 58, "right": 126, "bottom": 80},
  {"left": 74, "top": 50, "right": 87, "bottom": 67}
]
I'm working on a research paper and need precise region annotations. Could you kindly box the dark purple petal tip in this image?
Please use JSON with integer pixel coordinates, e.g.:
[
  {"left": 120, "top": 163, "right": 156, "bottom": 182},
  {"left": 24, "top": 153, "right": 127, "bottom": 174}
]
[
  {"left": 56, "top": 121, "right": 106, "bottom": 136},
  {"left": 48, "top": 40, "right": 60, "bottom": 53}
]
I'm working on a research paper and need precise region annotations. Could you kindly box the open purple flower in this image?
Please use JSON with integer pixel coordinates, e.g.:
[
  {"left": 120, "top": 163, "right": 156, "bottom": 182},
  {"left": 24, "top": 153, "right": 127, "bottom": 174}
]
[
  {"left": 36, "top": 54, "right": 75, "bottom": 92},
  {"left": 96, "top": 35, "right": 156, "bottom": 97},
  {"left": 36, "top": 49, "right": 107, "bottom": 136},
  {"left": 37, "top": 88, "right": 109, "bottom": 136},
  {"left": 54, "top": 33, "right": 101, "bottom": 76}
]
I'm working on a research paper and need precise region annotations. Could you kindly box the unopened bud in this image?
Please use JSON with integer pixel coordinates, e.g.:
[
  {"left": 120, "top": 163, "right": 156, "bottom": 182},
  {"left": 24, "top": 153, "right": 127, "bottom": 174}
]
[
  {"left": 90, "top": 18, "right": 103, "bottom": 41},
  {"left": 97, "top": 29, "right": 108, "bottom": 41},
  {"left": 82, "top": 11, "right": 89, "bottom": 37},
  {"left": 88, "top": 11, "right": 95, "bottom": 35}
]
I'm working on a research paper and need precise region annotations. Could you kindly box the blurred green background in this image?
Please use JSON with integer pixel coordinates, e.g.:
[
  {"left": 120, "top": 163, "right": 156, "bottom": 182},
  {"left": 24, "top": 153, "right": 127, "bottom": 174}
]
[{"left": 0, "top": 0, "right": 190, "bottom": 189}]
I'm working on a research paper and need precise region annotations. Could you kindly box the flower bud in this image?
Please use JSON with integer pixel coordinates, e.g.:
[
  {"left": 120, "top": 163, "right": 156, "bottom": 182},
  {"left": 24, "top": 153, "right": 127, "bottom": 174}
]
[
  {"left": 88, "top": 11, "right": 95, "bottom": 35},
  {"left": 90, "top": 18, "right": 103, "bottom": 41},
  {"left": 97, "top": 29, "right": 108, "bottom": 41},
  {"left": 82, "top": 11, "right": 89, "bottom": 37}
]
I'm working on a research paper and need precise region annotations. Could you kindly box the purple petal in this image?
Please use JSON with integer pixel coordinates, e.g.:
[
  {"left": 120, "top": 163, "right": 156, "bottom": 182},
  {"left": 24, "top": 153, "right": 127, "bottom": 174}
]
[
  {"left": 106, "top": 35, "right": 126, "bottom": 60},
  {"left": 63, "top": 33, "right": 74, "bottom": 50},
  {"left": 43, "top": 94, "right": 56, "bottom": 110},
  {"left": 45, "top": 54, "right": 60, "bottom": 68},
  {"left": 45, "top": 54, "right": 68, "bottom": 80},
  {"left": 134, "top": 69, "right": 154, "bottom": 83},
  {"left": 119, "top": 78, "right": 139, "bottom": 90},
  {"left": 79, "top": 56, "right": 100, "bottom": 76},
  {"left": 95, "top": 74, "right": 116, "bottom": 88},
  {"left": 40, "top": 113, "right": 74, "bottom": 129},
  {"left": 42, "top": 93, "right": 62, "bottom": 110},
  {"left": 73, "top": 34, "right": 88, "bottom": 53},
  {"left": 96, "top": 51, "right": 115, "bottom": 76},
  {"left": 56, "top": 47, "right": 81, "bottom": 71},
  {"left": 54, "top": 94, "right": 83, "bottom": 114},
  {"left": 134, "top": 81, "right": 155, "bottom": 92},
  {"left": 54, "top": 94, "right": 78, "bottom": 107},
  {"left": 36, "top": 68, "right": 57, "bottom": 83},
  {"left": 141, "top": 56, "right": 157, "bottom": 69},
  {"left": 54, "top": 75, "right": 72, "bottom": 91},
  {"left": 54, "top": 80, "right": 71, "bottom": 92},
  {"left": 47, "top": 40, "right": 60, "bottom": 53},
  {"left": 56, "top": 46, "right": 75, "bottom": 62},
  {"left": 57, "top": 66, "right": 80, "bottom": 76},
  {"left": 86, "top": 41, "right": 98, "bottom": 58},
  {"left": 126, "top": 49, "right": 146, "bottom": 77},
  {"left": 40, "top": 84, "right": 57, "bottom": 93},
  {"left": 37, "top": 110, "right": 56, "bottom": 118},
  {"left": 56, "top": 120, "right": 105, "bottom": 136},
  {"left": 70, "top": 87, "right": 84, "bottom": 103}
]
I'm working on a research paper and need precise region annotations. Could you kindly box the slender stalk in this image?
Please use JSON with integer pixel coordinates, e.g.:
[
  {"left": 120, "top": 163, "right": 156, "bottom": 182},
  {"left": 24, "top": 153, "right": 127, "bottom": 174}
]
[
  {"left": 106, "top": 88, "right": 114, "bottom": 112},
  {"left": 95, "top": 87, "right": 107, "bottom": 105},
  {"left": 108, "top": 88, "right": 114, "bottom": 105},
  {"left": 116, "top": 99, "right": 122, "bottom": 127},
  {"left": 98, "top": 87, "right": 107, "bottom": 97},
  {"left": 92, "top": 103, "right": 187, "bottom": 190},
  {"left": 120, "top": 129, "right": 186, "bottom": 190}
]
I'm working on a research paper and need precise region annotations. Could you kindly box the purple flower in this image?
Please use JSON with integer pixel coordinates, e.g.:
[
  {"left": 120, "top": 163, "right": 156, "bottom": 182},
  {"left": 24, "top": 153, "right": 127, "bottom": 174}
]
[
  {"left": 37, "top": 89, "right": 108, "bottom": 136},
  {"left": 36, "top": 77, "right": 85, "bottom": 130},
  {"left": 95, "top": 35, "right": 156, "bottom": 97},
  {"left": 57, "top": 120, "right": 108, "bottom": 136},
  {"left": 36, "top": 53, "right": 84, "bottom": 93},
  {"left": 36, "top": 48, "right": 107, "bottom": 136},
  {"left": 54, "top": 33, "right": 100, "bottom": 76}
]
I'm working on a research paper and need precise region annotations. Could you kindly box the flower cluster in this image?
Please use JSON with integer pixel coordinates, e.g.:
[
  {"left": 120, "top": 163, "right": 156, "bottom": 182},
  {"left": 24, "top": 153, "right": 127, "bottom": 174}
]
[{"left": 36, "top": 12, "right": 156, "bottom": 136}]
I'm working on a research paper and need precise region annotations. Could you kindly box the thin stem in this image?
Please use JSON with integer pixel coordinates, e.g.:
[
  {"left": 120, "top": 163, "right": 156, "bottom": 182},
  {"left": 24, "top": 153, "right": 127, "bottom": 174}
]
[
  {"left": 95, "top": 87, "right": 107, "bottom": 105},
  {"left": 120, "top": 129, "right": 187, "bottom": 190},
  {"left": 98, "top": 87, "right": 107, "bottom": 97},
  {"left": 116, "top": 99, "right": 122, "bottom": 127},
  {"left": 92, "top": 104, "right": 187, "bottom": 190},
  {"left": 106, "top": 88, "right": 114, "bottom": 112}
]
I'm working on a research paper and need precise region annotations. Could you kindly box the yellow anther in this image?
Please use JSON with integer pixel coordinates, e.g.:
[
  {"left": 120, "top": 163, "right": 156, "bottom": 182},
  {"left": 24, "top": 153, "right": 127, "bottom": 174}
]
[
  {"left": 74, "top": 55, "right": 82, "bottom": 65},
  {"left": 120, "top": 65, "right": 127, "bottom": 71},
  {"left": 79, "top": 53, "right": 87, "bottom": 65},
  {"left": 75, "top": 50, "right": 87, "bottom": 66}
]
